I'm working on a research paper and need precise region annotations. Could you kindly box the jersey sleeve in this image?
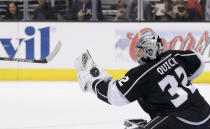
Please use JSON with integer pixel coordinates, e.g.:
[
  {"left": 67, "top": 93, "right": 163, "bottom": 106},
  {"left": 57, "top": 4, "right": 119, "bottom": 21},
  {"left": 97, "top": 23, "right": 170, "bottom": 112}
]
[
  {"left": 173, "top": 50, "right": 205, "bottom": 81},
  {"left": 91, "top": 79, "right": 130, "bottom": 106},
  {"left": 91, "top": 68, "right": 148, "bottom": 106},
  {"left": 113, "top": 71, "right": 148, "bottom": 102}
]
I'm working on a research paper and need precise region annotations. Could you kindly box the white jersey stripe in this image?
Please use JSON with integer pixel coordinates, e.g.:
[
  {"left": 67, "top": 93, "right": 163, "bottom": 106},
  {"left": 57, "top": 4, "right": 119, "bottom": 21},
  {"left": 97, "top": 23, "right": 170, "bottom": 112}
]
[
  {"left": 143, "top": 116, "right": 160, "bottom": 128},
  {"left": 174, "top": 52, "right": 196, "bottom": 57},
  {"left": 95, "top": 79, "right": 108, "bottom": 98},
  {"left": 174, "top": 51, "right": 204, "bottom": 80},
  {"left": 188, "top": 52, "right": 205, "bottom": 80},
  {"left": 176, "top": 114, "right": 210, "bottom": 125},
  {"left": 124, "top": 54, "right": 172, "bottom": 96},
  {"left": 107, "top": 81, "right": 130, "bottom": 106},
  {"left": 180, "top": 53, "right": 196, "bottom": 56},
  {"left": 151, "top": 116, "right": 169, "bottom": 129},
  {"left": 96, "top": 89, "right": 108, "bottom": 98},
  {"left": 94, "top": 79, "right": 103, "bottom": 93}
]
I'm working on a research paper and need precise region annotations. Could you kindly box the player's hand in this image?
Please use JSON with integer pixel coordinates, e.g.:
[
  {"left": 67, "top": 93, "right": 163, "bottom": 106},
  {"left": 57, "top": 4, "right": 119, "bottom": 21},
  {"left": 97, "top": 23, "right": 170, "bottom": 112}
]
[
  {"left": 74, "top": 52, "right": 95, "bottom": 92},
  {"left": 75, "top": 51, "right": 112, "bottom": 93}
]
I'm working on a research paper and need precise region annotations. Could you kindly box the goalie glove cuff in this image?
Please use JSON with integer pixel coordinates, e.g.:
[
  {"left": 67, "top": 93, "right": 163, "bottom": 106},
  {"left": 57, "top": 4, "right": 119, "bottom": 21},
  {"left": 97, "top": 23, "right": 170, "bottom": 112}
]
[
  {"left": 88, "top": 68, "right": 112, "bottom": 94},
  {"left": 76, "top": 67, "right": 112, "bottom": 93},
  {"left": 75, "top": 51, "right": 112, "bottom": 93}
]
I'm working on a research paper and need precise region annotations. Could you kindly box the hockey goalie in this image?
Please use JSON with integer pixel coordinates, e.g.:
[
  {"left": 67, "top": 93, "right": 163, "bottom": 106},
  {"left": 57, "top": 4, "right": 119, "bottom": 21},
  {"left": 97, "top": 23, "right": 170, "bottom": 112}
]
[{"left": 75, "top": 34, "right": 210, "bottom": 129}]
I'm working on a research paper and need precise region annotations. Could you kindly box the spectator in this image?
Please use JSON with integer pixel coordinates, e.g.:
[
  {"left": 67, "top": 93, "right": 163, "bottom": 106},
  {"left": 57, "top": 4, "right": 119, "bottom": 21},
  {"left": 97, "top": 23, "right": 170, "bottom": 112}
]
[
  {"left": 127, "top": 0, "right": 151, "bottom": 21},
  {"left": 154, "top": 0, "right": 172, "bottom": 21},
  {"left": 201, "top": 0, "right": 206, "bottom": 19},
  {"left": 169, "top": 2, "right": 189, "bottom": 21},
  {"left": 129, "top": 0, "right": 137, "bottom": 21},
  {"left": 186, "top": 0, "right": 203, "bottom": 20},
  {"left": 123, "top": 0, "right": 153, "bottom": 21},
  {"left": 119, "top": 0, "right": 131, "bottom": 7},
  {"left": 0, "top": 1, "right": 5, "bottom": 20},
  {"left": 113, "top": 2, "right": 129, "bottom": 21},
  {"left": 4, "top": 2, "right": 22, "bottom": 21},
  {"left": 62, "top": 0, "right": 74, "bottom": 20},
  {"left": 120, "top": 0, "right": 133, "bottom": 16},
  {"left": 33, "top": 0, "right": 58, "bottom": 21},
  {"left": 72, "top": 0, "right": 103, "bottom": 21},
  {"left": 205, "top": 0, "right": 210, "bottom": 21},
  {"left": 143, "top": 1, "right": 153, "bottom": 21}
]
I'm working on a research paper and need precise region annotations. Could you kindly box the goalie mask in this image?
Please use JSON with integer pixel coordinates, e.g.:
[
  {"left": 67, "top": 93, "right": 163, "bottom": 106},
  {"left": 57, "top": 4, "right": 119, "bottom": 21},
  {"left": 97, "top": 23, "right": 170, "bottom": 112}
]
[{"left": 135, "top": 35, "right": 164, "bottom": 65}]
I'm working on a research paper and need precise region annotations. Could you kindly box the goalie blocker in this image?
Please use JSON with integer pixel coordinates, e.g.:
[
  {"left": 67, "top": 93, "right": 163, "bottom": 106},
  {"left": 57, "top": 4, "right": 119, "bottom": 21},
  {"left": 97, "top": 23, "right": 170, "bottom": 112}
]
[{"left": 75, "top": 35, "right": 210, "bottom": 129}]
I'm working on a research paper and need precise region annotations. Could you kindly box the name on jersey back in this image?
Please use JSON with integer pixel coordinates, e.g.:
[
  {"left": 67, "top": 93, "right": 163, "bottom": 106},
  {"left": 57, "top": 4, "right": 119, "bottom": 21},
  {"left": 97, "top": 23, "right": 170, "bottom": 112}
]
[{"left": 157, "top": 57, "right": 177, "bottom": 75}]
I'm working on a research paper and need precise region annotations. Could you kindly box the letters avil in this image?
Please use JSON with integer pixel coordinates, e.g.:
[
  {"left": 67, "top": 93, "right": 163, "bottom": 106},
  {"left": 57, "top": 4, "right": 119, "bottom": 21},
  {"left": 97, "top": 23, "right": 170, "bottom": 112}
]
[{"left": 0, "top": 26, "right": 50, "bottom": 60}]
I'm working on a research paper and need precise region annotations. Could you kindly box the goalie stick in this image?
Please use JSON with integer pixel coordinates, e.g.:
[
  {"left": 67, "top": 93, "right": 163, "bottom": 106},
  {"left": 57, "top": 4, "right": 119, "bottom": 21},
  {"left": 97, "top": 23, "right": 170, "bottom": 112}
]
[
  {"left": 86, "top": 50, "right": 95, "bottom": 65},
  {"left": 0, "top": 41, "right": 62, "bottom": 63},
  {"left": 85, "top": 50, "right": 100, "bottom": 77}
]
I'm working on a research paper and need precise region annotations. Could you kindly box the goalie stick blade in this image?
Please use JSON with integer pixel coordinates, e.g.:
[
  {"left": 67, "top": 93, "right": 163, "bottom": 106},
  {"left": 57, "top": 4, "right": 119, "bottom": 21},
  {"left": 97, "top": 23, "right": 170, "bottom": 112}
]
[
  {"left": 0, "top": 57, "right": 47, "bottom": 63},
  {"left": 45, "top": 40, "right": 62, "bottom": 63}
]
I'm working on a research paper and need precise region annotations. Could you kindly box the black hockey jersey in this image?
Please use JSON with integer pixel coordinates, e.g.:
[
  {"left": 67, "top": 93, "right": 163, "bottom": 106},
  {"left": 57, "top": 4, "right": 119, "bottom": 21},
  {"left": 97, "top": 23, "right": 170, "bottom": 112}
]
[{"left": 92, "top": 50, "right": 210, "bottom": 122}]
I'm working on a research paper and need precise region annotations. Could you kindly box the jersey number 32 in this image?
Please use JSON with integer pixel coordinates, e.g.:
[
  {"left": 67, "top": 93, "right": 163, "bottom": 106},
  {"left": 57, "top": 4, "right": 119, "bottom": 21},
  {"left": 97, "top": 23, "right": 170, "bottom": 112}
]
[{"left": 158, "top": 66, "right": 196, "bottom": 108}]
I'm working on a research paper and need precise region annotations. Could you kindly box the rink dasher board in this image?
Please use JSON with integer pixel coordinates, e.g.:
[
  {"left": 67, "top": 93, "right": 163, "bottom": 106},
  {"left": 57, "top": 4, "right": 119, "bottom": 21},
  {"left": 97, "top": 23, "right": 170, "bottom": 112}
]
[
  {"left": 0, "top": 22, "right": 209, "bottom": 82},
  {"left": 0, "top": 69, "right": 208, "bottom": 84}
]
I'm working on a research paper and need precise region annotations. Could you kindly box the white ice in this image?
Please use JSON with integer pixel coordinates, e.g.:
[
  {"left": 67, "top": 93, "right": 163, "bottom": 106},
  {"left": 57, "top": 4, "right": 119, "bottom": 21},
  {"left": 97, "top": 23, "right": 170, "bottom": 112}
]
[{"left": 0, "top": 82, "right": 209, "bottom": 129}]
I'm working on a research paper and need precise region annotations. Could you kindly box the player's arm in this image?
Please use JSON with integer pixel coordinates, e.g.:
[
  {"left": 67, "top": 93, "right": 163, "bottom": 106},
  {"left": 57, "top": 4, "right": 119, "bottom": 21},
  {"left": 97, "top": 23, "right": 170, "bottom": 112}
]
[
  {"left": 91, "top": 79, "right": 131, "bottom": 106},
  {"left": 93, "top": 71, "right": 146, "bottom": 106},
  {"left": 74, "top": 51, "right": 142, "bottom": 106},
  {"left": 174, "top": 50, "right": 205, "bottom": 81},
  {"left": 81, "top": 73, "right": 141, "bottom": 106}
]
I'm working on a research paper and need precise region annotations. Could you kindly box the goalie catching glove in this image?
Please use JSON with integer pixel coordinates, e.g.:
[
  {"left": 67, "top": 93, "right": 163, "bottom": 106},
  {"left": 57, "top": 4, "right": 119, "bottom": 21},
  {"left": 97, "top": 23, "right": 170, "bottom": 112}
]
[{"left": 74, "top": 50, "right": 112, "bottom": 93}]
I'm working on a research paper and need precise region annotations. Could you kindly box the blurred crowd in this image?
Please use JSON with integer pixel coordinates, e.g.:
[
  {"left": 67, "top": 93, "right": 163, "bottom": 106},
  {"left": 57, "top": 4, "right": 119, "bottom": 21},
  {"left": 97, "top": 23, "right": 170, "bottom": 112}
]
[{"left": 0, "top": 0, "right": 209, "bottom": 22}]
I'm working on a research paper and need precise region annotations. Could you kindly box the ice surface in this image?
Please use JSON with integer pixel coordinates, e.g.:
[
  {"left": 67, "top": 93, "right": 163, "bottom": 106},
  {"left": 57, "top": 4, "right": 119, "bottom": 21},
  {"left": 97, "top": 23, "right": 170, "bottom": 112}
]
[{"left": 0, "top": 81, "right": 209, "bottom": 129}]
